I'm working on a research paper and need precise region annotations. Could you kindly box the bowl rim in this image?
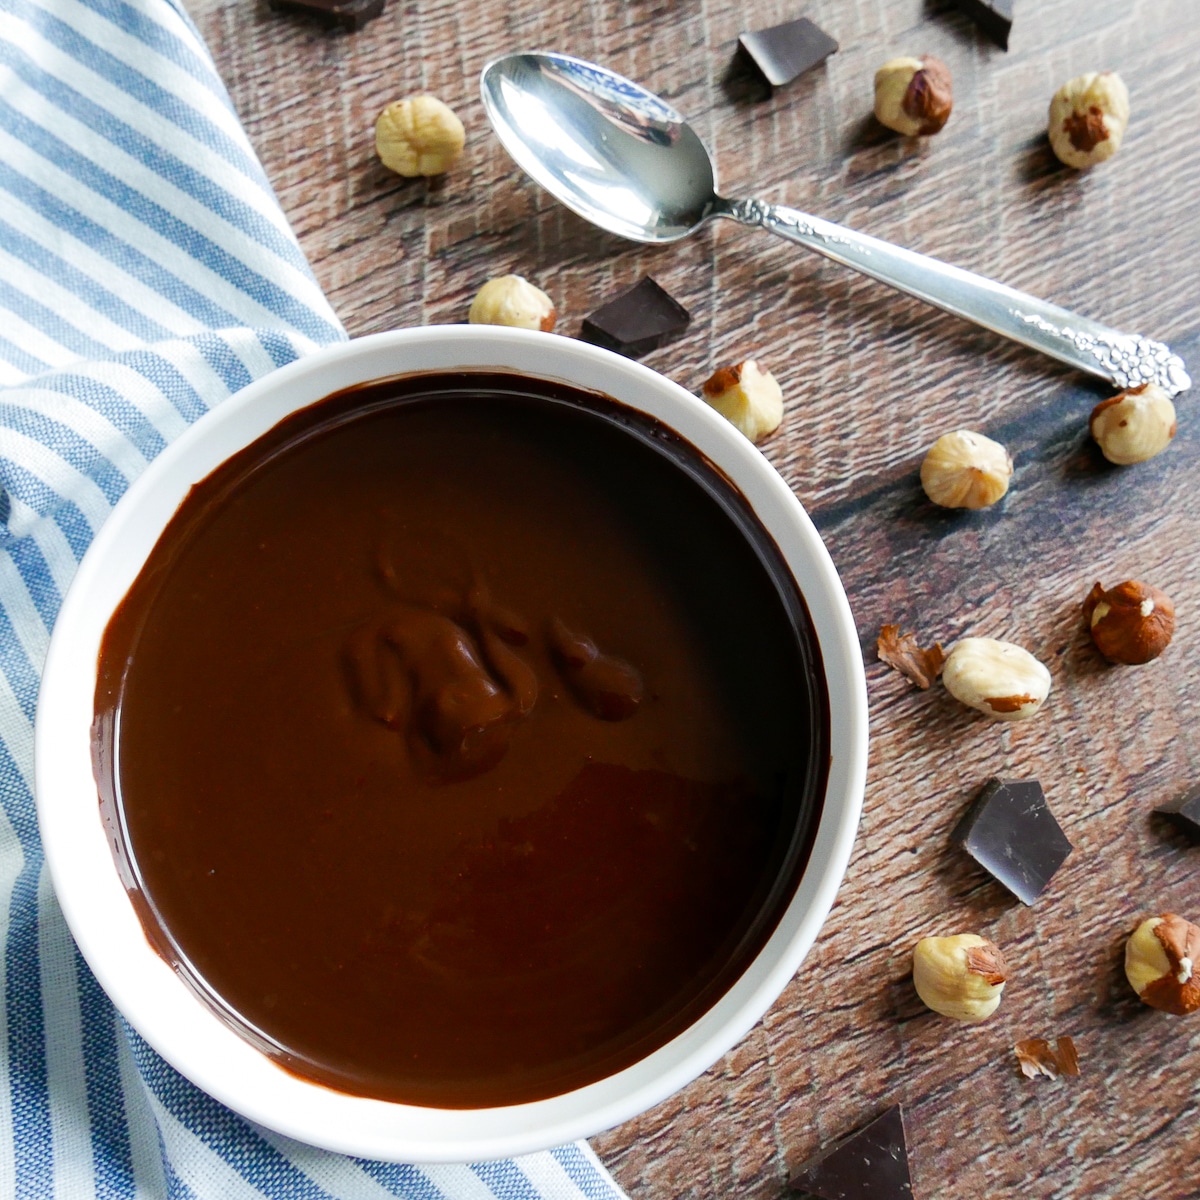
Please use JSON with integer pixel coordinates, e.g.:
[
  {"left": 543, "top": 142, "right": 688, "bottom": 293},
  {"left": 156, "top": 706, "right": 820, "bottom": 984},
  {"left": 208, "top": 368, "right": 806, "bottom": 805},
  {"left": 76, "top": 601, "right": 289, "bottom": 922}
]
[{"left": 35, "top": 325, "right": 867, "bottom": 1163}]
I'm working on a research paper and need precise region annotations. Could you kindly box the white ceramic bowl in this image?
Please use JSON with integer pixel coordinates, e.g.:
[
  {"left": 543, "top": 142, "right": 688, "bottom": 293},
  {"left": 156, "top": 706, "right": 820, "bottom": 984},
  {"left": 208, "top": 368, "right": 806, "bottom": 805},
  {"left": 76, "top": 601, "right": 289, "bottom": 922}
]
[{"left": 36, "top": 327, "right": 867, "bottom": 1163}]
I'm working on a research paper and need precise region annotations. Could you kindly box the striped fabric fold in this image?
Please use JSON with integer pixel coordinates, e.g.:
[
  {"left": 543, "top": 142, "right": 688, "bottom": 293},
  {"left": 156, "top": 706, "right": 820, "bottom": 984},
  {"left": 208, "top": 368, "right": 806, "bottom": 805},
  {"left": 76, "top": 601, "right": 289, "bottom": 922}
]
[{"left": 0, "top": 0, "right": 632, "bottom": 1196}]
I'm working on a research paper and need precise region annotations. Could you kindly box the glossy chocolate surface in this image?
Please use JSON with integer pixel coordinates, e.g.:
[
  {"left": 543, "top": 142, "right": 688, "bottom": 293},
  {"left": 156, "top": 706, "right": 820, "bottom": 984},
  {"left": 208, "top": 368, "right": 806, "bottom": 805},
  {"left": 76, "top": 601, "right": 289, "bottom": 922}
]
[
  {"left": 951, "top": 778, "right": 1072, "bottom": 906},
  {"left": 1155, "top": 784, "right": 1200, "bottom": 844},
  {"left": 94, "top": 371, "right": 829, "bottom": 1108},
  {"left": 579, "top": 277, "right": 691, "bottom": 359},
  {"left": 737, "top": 18, "right": 839, "bottom": 90},
  {"left": 954, "top": 0, "right": 1013, "bottom": 50},
  {"left": 788, "top": 1104, "right": 913, "bottom": 1199}
]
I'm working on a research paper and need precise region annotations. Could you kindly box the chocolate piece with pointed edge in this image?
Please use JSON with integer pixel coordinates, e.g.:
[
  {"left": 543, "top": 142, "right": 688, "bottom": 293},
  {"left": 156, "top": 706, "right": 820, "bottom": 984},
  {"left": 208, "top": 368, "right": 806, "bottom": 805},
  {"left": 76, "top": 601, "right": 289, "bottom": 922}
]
[
  {"left": 954, "top": 0, "right": 1014, "bottom": 50},
  {"left": 580, "top": 277, "right": 691, "bottom": 358},
  {"left": 1156, "top": 785, "right": 1200, "bottom": 844},
  {"left": 737, "top": 18, "right": 839, "bottom": 89},
  {"left": 268, "top": 0, "right": 386, "bottom": 32},
  {"left": 789, "top": 1104, "right": 912, "bottom": 1199},
  {"left": 951, "top": 778, "right": 1072, "bottom": 905}
]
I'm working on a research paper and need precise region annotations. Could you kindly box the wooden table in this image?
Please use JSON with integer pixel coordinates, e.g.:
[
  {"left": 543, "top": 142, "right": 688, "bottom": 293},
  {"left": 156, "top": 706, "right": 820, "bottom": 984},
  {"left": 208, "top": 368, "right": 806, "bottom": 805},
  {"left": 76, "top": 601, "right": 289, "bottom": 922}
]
[{"left": 185, "top": 1, "right": 1199, "bottom": 1194}]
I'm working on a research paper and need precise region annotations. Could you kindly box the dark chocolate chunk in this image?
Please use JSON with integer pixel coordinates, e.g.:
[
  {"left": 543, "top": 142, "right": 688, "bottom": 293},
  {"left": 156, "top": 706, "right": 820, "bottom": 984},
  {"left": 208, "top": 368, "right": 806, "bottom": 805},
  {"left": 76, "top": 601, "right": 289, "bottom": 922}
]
[
  {"left": 954, "top": 0, "right": 1014, "bottom": 50},
  {"left": 580, "top": 277, "right": 691, "bottom": 358},
  {"left": 737, "top": 18, "right": 839, "bottom": 89},
  {"left": 789, "top": 1105, "right": 913, "bottom": 1199},
  {"left": 1155, "top": 785, "right": 1200, "bottom": 844},
  {"left": 951, "top": 778, "right": 1072, "bottom": 905},
  {"left": 268, "top": 0, "right": 386, "bottom": 32}
]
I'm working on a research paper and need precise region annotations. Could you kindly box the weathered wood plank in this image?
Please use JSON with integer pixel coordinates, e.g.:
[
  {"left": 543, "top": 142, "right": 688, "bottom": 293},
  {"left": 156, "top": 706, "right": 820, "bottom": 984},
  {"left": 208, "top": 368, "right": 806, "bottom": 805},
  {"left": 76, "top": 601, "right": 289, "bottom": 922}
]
[{"left": 184, "top": 0, "right": 1199, "bottom": 1195}]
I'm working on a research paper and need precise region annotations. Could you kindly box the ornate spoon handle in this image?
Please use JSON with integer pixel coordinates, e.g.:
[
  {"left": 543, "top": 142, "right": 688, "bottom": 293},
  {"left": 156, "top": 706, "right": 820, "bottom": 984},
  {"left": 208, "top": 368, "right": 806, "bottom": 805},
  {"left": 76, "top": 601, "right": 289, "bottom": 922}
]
[{"left": 722, "top": 198, "right": 1191, "bottom": 397}]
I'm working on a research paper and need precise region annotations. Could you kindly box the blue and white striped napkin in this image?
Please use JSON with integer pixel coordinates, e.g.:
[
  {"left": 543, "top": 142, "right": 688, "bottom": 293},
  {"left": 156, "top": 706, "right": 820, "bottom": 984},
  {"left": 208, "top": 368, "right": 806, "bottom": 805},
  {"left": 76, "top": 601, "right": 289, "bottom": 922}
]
[{"left": 0, "top": 0, "right": 632, "bottom": 1195}]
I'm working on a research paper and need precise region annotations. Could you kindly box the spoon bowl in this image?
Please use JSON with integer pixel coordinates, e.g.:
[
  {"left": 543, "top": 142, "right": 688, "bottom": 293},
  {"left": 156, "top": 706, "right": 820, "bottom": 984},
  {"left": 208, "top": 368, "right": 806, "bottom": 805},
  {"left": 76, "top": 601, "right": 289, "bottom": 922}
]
[
  {"left": 481, "top": 52, "right": 719, "bottom": 242},
  {"left": 480, "top": 52, "right": 1189, "bottom": 396}
]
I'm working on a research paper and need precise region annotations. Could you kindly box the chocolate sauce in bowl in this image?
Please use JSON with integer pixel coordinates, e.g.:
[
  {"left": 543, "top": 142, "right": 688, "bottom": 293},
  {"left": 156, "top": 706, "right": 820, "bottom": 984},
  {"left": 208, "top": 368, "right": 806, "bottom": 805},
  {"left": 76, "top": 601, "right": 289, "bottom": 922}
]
[{"left": 93, "top": 371, "right": 829, "bottom": 1108}]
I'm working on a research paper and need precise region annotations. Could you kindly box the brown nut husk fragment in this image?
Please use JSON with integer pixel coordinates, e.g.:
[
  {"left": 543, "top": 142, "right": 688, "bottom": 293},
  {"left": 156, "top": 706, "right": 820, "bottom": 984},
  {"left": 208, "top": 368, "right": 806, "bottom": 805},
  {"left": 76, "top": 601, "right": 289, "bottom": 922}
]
[
  {"left": 1015, "top": 1036, "right": 1080, "bottom": 1079},
  {"left": 874, "top": 55, "right": 953, "bottom": 136},
  {"left": 1125, "top": 914, "right": 1200, "bottom": 1015},
  {"left": 1084, "top": 579, "right": 1175, "bottom": 665},
  {"left": 877, "top": 625, "right": 945, "bottom": 689}
]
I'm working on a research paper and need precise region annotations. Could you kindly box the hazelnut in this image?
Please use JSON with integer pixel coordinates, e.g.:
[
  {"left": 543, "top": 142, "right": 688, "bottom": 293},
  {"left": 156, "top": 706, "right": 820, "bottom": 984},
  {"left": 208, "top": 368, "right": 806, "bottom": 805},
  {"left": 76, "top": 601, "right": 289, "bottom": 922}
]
[
  {"left": 920, "top": 430, "right": 1013, "bottom": 509},
  {"left": 942, "top": 637, "right": 1051, "bottom": 721},
  {"left": 1089, "top": 383, "right": 1176, "bottom": 465},
  {"left": 468, "top": 275, "right": 557, "bottom": 332},
  {"left": 913, "top": 934, "right": 1007, "bottom": 1022},
  {"left": 1125, "top": 914, "right": 1200, "bottom": 1015},
  {"left": 375, "top": 95, "right": 465, "bottom": 177},
  {"left": 874, "top": 55, "right": 953, "bottom": 137},
  {"left": 1083, "top": 579, "right": 1175, "bottom": 665},
  {"left": 701, "top": 359, "right": 784, "bottom": 443},
  {"left": 1048, "top": 71, "right": 1129, "bottom": 169}
]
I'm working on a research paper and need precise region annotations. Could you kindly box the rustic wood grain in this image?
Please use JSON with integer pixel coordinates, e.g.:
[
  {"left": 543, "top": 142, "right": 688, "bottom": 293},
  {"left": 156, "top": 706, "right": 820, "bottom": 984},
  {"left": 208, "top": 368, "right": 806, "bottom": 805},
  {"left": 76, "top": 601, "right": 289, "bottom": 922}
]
[{"left": 182, "top": 0, "right": 1199, "bottom": 1195}]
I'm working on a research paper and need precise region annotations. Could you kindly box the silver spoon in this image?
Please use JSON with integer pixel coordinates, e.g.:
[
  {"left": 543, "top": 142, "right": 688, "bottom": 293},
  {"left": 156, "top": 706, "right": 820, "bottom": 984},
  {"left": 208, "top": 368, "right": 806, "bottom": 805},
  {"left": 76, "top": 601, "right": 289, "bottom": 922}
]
[{"left": 480, "top": 51, "right": 1190, "bottom": 396}]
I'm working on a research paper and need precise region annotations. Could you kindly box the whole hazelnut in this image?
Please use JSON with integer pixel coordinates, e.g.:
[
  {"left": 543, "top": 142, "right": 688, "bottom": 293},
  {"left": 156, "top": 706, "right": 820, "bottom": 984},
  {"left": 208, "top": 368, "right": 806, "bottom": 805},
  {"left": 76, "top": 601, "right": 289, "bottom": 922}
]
[
  {"left": 920, "top": 430, "right": 1013, "bottom": 509},
  {"left": 1090, "top": 383, "right": 1176, "bottom": 465},
  {"left": 468, "top": 275, "right": 557, "bottom": 332},
  {"left": 874, "top": 55, "right": 953, "bottom": 137},
  {"left": 1125, "top": 914, "right": 1200, "bottom": 1015},
  {"left": 913, "top": 934, "right": 1007, "bottom": 1022},
  {"left": 942, "top": 636, "right": 1051, "bottom": 721},
  {"left": 1083, "top": 579, "right": 1174, "bottom": 665},
  {"left": 376, "top": 95, "right": 465, "bottom": 177},
  {"left": 701, "top": 359, "right": 784, "bottom": 443},
  {"left": 1048, "top": 71, "right": 1129, "bottom": 169}
]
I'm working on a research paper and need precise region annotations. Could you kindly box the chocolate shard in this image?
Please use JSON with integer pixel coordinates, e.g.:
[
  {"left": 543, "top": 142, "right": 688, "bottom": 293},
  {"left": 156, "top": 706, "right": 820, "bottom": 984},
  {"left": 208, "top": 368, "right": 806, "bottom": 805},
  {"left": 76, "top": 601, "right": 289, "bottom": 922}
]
[
  {"left": 789, "top": 1105, "right": 913, "bottom": 1199},
  {"left": 1155, "top": 784, "right": 1200, "bottom": 844},
  {"left": 954, "top": 0, "right": 1013, "bottom": 50},
  {"left": 951, "top": 778, "right": 1072, "bottom": 905},
  {"left": 268, "top": 0, "right": 386, "bottom": 32},
  {"left": 580, "top": 277, "right": 691, "bottom": 358},
  {"left": 737, "top": 18, "right": 839, "bottom": 89}
]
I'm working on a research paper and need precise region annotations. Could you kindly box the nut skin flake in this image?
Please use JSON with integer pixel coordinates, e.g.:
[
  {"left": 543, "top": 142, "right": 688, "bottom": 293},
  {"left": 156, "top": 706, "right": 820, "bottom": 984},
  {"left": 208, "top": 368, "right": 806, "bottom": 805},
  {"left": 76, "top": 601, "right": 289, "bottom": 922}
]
[
  {"left": 1015, "top": 1037, "right": 1080, "bottom": 1080},
  {"left": 877, "top": 625, "right": 945, "bottom": 690}
]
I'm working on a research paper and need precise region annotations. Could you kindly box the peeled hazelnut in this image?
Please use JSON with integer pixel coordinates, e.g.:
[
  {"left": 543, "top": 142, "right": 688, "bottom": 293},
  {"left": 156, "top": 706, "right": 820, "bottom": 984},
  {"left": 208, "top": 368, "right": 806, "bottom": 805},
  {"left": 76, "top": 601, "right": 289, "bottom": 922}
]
[
  {"left": 376, "top": 95, "right": 465, "bottom": 177},
  {"left": 1090, "top": 383, "right": 1176, "bottom": 465},
  {"left": 920, "top": 430, "right": 1013, "bottom": 509},
  {"left": 1125, "top": 914, "right": 1200, "bottom": 1015},
  {"left": 468, "top": 275, "right": 557, "bottom": 332},
  {"left": 942, "top": 636, "right": 1051, "bottom": 721},
  {"left": 1083, "top": 579, "right": 1175, "bottom": 665},
  {"left": 913, "top": 934, "right": 1007, "bottom": 1022},
  {"left": 1048, "top": 71, "right": 1129, "bottom": 169},
  {"left": 874, "top": 55, "right": 953, "bottom": 137},
  {"left": 701, "top": 359, "right": 784, "bottom": 443}
]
